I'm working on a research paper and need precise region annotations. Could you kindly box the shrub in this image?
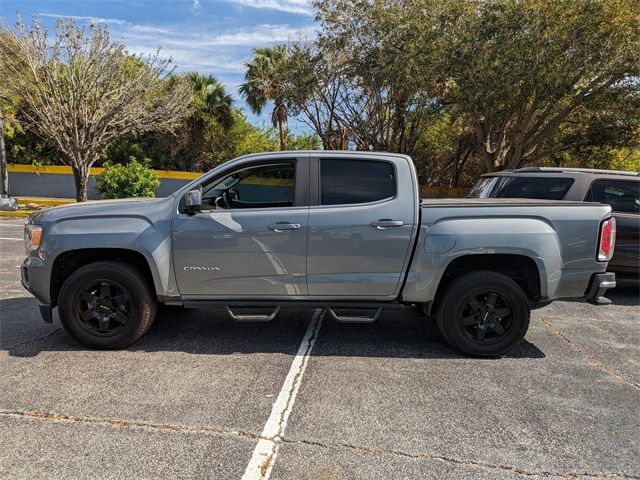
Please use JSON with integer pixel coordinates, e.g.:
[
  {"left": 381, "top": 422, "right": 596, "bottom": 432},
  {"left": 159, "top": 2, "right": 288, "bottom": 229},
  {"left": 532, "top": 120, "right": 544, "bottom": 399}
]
[{"left": 96, "top": 157, "right": 160, "bottom": 199}]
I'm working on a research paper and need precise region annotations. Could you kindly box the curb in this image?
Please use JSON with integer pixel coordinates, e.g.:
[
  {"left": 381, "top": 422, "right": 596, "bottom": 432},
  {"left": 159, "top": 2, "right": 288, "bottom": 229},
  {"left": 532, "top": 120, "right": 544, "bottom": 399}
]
[
  {"left": 0, "top": 210, "right": 32, "bottom": 218},
  {"left": 17, "top": 197, "right": 75, "bottom": 207}
]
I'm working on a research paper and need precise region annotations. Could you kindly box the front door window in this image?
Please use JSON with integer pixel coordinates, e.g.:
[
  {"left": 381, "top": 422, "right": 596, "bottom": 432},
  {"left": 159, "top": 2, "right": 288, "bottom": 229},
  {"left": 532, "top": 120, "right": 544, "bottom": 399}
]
[{"left": 202, "top": 163, "right": 295, "bottom": 209}]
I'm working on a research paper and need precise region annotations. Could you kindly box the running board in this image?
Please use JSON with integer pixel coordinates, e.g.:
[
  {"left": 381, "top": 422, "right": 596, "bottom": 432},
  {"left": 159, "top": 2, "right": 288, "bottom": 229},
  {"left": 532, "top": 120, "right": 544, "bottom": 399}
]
[{"left": 182, "top": 300, "right": 407, "bottom": 323}]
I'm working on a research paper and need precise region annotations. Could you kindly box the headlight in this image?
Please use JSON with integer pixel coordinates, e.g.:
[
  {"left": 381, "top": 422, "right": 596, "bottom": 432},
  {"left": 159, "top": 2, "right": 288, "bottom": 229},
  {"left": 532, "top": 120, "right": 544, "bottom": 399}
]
[{"left": 25, "top": 224, "right": 43, "bottom": 253}]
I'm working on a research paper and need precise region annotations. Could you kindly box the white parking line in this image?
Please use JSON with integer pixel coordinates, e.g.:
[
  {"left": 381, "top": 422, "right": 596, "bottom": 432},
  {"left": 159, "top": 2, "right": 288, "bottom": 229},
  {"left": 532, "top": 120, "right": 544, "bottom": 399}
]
[
  {"left": 241, "top": 309, "right": 324, "bottom": 480},
  {"left": 0, "top": 237, "right": 22, "bottom": 241}
]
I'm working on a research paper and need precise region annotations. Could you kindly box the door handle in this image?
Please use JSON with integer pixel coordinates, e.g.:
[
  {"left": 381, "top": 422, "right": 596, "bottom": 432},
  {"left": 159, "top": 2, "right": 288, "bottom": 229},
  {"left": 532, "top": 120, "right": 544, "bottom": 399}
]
[
  {"left": 268, "top": 222, "right": 301, "bottom": 232},
  {"left": 371, "top": 219, "right": 404, "bottom": 229}
]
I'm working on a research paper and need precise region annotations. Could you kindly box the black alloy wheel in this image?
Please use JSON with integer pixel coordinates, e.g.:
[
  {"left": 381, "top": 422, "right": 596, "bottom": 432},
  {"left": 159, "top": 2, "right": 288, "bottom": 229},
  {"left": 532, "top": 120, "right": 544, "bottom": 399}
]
[
  {"left": 435, "top": 270, "right": 530, "bottom": 357},
  {"left": 58, "top": 261, "right": 157, "bottom": 349},
  {"left": 74, "top": 280, "right": 133, "bottom": 336},
  {"left": 459, "top": 291, "right": 513, "bottom": 344}
]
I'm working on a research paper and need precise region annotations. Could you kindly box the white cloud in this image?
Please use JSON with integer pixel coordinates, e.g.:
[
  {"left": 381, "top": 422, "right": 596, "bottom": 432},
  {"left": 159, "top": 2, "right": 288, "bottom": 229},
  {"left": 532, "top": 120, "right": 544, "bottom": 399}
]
[
  {"left": 38, "top": 13, "right": 129, "bottom": 25},
  {"left": 37, "top": 13, "right": 169, "bottom": 34},
  {"left": 192, "top": 0, "right": 202, "bottom": 11},
  {"left": 228, "top": 0, "right": 312, "bottom": 15},
  {"left": 109, "top": 21, "right": 316, "bottom": 50},
  {"left": 125, "top": 44, "right": 247, "bottom": 73},
  {"left": 33, "top": 11, "right": 316, "bottom": 109},
  {"left": 198, "top": 24, "right": 316, "bottom": 46}
]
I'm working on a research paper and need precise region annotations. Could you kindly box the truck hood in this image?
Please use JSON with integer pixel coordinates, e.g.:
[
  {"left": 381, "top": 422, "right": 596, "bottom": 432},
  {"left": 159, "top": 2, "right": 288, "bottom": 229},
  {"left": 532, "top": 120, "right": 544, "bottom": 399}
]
[{"left": 28, "top": 197, "right": 173, "bottom": 224}]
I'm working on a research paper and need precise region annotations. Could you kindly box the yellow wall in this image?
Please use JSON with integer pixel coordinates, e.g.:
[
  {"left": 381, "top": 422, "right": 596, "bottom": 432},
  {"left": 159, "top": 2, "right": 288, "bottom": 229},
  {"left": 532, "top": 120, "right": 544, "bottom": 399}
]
[
  {"left": 8, "top": 164, "right": 201, "bottom": 180},
  {"left": 8, "top": 164, "right": 468, "bottom": 197}
]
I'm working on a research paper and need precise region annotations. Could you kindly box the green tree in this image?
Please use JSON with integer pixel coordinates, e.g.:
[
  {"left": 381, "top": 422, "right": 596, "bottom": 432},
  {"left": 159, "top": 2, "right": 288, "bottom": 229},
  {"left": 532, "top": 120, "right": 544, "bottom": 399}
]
[
  {"left": 310, "top": 0, "right": 640, "bottom": 177},
  {"left": 285, "top": 43, "right": 351, "bottom": 150},
  {"left": 240, "top": 46, "right": 292, "bottom": 151},
  {"left": 185, "top": 71, "right": 234, "bottom": 129},
  {"left": 104, "top": 72, "right": 235, "bottom": 172},
  {"left": 431, "top": 0, "right": 640, "bottom": 171},
  {"left": 312, "top": 1, "right": 443, "bottom": 154}
]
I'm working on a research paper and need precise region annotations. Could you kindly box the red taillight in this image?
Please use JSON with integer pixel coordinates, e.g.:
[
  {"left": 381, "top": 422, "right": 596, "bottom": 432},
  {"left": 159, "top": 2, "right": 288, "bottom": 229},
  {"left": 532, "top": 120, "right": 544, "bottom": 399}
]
[{"left": 598, "top": 217, "right": 616, "bottom": 262}]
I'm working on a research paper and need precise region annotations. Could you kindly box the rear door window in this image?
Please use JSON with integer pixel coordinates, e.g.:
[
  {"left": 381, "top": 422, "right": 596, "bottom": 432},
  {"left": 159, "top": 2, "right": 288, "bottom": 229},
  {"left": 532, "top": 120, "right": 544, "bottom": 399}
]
[
  {"left": 320, "top": 159, "right": 396, "bottom": 205},
  {"left": 469, "top": 176, "right": 573, "bottom": 200},
  {"left": 585, "top": 180, "right": 640, "bottom": 213}
]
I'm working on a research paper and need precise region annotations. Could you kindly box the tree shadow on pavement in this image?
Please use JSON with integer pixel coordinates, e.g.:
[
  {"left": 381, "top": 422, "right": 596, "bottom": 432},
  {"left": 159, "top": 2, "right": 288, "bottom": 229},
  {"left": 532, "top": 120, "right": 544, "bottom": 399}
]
[{"left": 0, "top": 296, "right": 545, "bottom": 360}]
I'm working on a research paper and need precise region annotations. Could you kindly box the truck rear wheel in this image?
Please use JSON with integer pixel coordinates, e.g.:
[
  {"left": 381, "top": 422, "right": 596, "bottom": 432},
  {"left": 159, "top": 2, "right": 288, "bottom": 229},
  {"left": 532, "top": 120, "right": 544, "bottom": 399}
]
[
  {"left": 435, "top": 271, "right": 530, "bottom": 358},
  {"left": 58, "top": 261, "right": 157, "bottom": 349}
]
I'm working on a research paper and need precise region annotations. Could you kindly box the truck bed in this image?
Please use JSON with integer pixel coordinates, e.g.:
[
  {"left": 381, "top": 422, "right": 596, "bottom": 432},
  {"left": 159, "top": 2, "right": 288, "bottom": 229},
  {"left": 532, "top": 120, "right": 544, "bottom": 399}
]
[{"left": 420, "top": 198, "right": 602, "bottom": 207}]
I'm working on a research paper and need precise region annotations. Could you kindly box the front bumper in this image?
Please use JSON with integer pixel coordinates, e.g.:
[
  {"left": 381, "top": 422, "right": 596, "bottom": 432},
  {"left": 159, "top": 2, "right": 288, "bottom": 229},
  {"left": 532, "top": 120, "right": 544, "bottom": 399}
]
[
  {"left": 585, "top": 272, "right": 616, "bottom": 305},
  {"left": 21, "top": 257, "right": 53, "bottom": 323}
]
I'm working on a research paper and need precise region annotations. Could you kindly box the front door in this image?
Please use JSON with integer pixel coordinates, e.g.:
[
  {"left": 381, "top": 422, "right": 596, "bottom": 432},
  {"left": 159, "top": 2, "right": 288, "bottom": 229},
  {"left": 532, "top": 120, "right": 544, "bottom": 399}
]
[
  {"left": 172, "top": 159, "right": 309, "bottom": 298},
  {"left": 306, "top": 156, "right": 418, "bottom": 298}
]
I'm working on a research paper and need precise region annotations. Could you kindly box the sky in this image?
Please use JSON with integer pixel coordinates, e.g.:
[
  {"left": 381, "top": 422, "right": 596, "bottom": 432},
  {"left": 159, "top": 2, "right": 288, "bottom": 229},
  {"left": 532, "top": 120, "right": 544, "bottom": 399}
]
[{"left": 0, "top": 0, "right": 316, "bottom": 131}]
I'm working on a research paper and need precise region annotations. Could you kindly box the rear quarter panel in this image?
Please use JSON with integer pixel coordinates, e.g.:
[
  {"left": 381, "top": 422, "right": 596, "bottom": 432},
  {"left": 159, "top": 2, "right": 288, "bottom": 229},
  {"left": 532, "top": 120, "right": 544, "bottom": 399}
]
[{"left": 402, "top": 202, "right": 612, "bottom": 303}]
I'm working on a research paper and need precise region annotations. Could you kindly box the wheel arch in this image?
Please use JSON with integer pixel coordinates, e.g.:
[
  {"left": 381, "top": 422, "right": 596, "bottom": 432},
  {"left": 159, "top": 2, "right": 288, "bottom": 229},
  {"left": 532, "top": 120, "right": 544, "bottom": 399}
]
[
  {"left": 428, "top": 253, "right": 545, "bottom": 314},
  {"left": 50, "top": 248, "right": 161, "bottom": 307}
]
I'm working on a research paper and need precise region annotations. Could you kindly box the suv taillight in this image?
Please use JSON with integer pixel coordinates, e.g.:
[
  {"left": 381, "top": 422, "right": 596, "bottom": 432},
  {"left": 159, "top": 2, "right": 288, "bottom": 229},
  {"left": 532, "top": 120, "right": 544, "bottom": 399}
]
[{"left": 598, "top": 217, "right": 616, "bottom": 262}]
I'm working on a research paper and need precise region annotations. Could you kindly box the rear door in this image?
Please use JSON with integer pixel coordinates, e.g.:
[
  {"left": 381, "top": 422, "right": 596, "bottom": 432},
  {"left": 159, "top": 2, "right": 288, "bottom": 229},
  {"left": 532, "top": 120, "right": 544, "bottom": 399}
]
[{"left": 306, "top": 155, "right": 418, "bottom": 298}]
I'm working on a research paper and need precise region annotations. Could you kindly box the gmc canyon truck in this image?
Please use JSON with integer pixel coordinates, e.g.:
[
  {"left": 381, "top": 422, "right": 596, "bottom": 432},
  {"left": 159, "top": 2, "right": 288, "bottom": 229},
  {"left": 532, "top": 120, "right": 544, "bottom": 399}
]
[{"left": 22, "top": 151, "right": 617, "bottom": 357}]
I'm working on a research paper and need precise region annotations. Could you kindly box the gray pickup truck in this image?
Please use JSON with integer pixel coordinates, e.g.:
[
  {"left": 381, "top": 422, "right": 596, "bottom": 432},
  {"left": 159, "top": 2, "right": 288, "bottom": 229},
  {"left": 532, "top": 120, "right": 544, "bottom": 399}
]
[{"left": 21, "top": 151, "right": 616, "bottom": 357}]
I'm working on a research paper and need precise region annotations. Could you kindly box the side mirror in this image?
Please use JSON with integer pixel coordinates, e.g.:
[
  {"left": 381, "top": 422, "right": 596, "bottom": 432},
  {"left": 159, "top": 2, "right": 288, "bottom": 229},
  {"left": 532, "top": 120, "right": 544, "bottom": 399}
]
[{"left": 184, "top": 189, "right": 203, "bottom": 214}]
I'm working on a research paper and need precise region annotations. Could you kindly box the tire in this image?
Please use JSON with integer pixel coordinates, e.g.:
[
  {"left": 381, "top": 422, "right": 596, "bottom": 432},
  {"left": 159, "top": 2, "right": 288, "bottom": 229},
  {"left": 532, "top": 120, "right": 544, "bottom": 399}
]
[
  {"left": 435, "top": 270, "right": 530, "bottom": 358},
  {"left": 58, "top": 261, "right": 157, "bottom": 349}
]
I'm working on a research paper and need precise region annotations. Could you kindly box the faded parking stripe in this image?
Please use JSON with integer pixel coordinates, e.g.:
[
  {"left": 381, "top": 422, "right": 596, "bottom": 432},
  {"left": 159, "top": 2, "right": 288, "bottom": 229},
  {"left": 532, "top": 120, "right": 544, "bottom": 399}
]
[{"left": 241, "top": 309, "right": 324, "bottom": 480}]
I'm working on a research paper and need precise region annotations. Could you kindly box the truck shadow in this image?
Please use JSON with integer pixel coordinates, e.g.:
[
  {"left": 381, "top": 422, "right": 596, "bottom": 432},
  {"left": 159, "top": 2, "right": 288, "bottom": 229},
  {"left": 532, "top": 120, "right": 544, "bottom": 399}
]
[
  {"left": 607, "top": 285, "right": 640, "bottom": 306},
  {"left": 559, "top": 285, "right": 639, "bottom": 307},
  {"left": 1, "top": 297, "right": 545, "bottom": 360}
]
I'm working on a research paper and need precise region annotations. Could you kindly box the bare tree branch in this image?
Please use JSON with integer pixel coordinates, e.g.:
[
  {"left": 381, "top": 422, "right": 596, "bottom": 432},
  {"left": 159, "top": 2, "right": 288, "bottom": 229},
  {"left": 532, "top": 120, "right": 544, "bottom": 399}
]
[{"left": 0, "top": 16, "right": 192, "bottom": 201}]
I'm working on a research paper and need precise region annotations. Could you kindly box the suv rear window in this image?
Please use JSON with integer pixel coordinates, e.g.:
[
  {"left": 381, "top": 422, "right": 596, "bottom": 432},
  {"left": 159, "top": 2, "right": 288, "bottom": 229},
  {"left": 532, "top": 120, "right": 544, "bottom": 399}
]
[
  {"left": 468, "top": 176, "right": 574, "bottom": 200},
  {"left": 320, "top": 159, "right": 396, "bottom": 205},
  {"left": 585, "top": 179, "right": 640, "bottom": 213}
]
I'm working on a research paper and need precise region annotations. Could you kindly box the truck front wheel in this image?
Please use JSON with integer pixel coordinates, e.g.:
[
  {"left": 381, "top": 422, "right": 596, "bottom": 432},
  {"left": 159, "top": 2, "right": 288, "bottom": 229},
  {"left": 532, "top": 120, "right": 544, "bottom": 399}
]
[
  {"left": 435, "top": 271, "right": 530, "bottom": 358},
  {"left": 58, "top": 261, "right": 157, "bottom": 349}
]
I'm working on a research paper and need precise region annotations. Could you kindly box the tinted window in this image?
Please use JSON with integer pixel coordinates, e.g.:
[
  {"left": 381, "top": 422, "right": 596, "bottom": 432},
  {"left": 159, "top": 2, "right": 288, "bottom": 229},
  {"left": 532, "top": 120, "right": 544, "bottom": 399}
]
[
  {"left": 468, "top": 177, "right": 499, "bottom": 198},
  {"left": 469, "top": 176, "right": 573, "bottom": 200},
  {"left": 585, "top": 179, "right": 640, "bottom": 213},
  {"left": 320, "top": 159, "right": 396, "bottom": 205},
  {"left": 201, "top": 163, "right": 295, "bottom": 209}
]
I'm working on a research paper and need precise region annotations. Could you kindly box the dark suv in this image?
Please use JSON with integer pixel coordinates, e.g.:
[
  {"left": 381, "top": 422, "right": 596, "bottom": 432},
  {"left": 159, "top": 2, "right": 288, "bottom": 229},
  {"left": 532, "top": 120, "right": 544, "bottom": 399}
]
[{"left": 469, "top": 167, "right": 639, "bottom": 282}]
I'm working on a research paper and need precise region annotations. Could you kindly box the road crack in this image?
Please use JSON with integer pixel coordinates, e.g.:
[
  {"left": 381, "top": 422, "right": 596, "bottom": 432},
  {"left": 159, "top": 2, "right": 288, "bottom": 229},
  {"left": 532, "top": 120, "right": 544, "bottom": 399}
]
[
  {"left": 4, "top": 408, "right": 638, "bottom": 479},
  {"left": 541, "top": 317, "right": 640, "bottom": 391},
  {"left": 0, "top": 409, "right": 264, "bottom": 442},
  {"left": 3, "top": 328, "right": 63, "bottom": 350},
  {"left": 280, "top": 437, "right": 640, "bottom": 479}
]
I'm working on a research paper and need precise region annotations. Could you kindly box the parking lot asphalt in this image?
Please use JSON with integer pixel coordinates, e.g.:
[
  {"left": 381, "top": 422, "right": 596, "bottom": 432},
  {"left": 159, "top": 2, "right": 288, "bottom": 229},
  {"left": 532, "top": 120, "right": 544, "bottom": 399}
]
[{"left": 1, "top": 217, "right": 639, "bottom": 479}]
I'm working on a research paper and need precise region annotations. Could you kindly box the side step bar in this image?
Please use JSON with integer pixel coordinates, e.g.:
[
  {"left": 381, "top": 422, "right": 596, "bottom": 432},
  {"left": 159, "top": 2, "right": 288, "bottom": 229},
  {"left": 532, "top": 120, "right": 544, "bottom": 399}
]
[
  {"left": 183, "top": 300, "right": 408, "bottom": 323},
  {"left": 224, "top": 305, "right": 281, "bottom": 322},
  {"left": 325, "top": 307, "right": 383, "bottom": 323}
]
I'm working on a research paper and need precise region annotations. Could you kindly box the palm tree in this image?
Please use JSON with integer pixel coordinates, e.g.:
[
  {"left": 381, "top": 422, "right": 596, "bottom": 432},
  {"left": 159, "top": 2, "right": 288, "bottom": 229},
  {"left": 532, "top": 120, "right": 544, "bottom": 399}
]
[
  {"left": 240, "top": 46, "right": 290, "bottom": 150},
  {"left": 185, "top": 71, "right": 234, "bottom": 129}
]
